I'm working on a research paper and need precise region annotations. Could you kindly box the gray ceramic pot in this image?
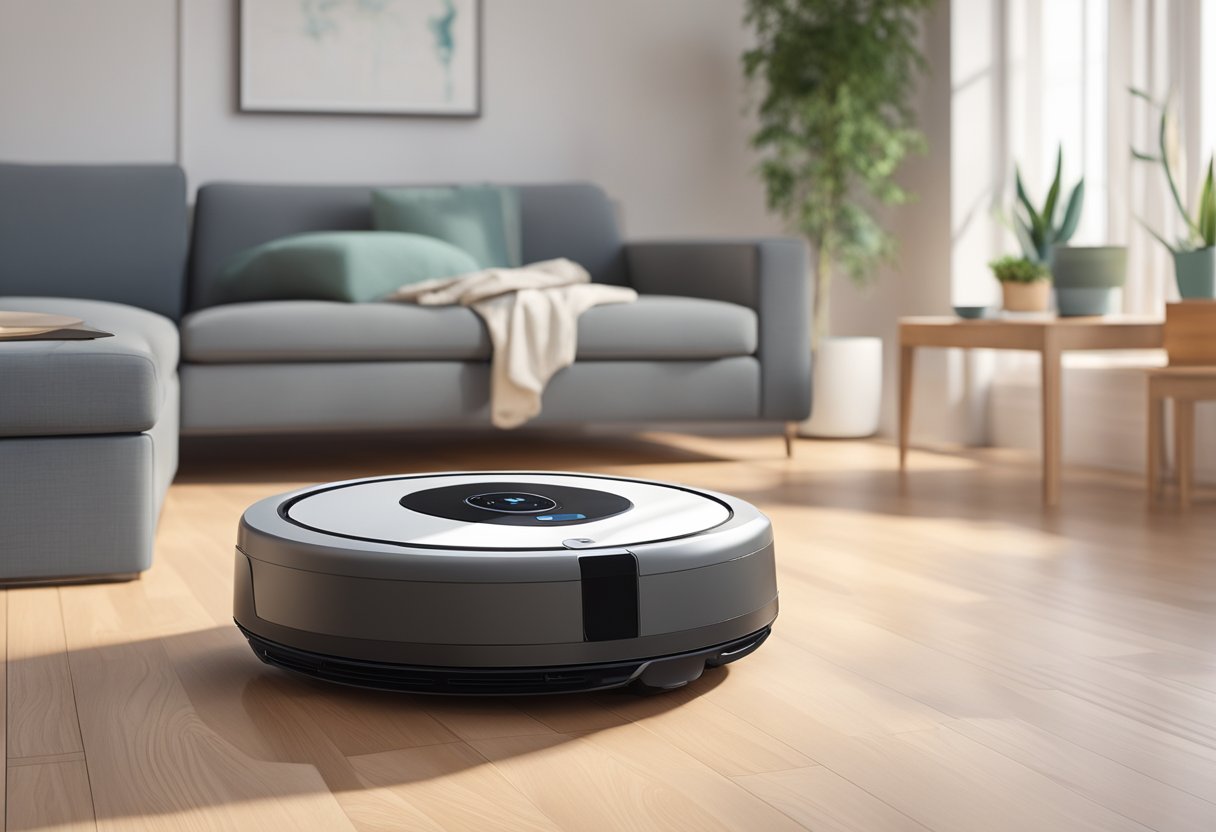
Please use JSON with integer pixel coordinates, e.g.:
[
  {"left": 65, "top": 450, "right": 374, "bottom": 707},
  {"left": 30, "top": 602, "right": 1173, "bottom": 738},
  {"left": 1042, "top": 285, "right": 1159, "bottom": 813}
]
[
  {"left": 1049, "top": 246, "right": 1127, "bottom": 316},
  {"left": 1173, "top": 248, "right": 1216, "bottom": 298}
]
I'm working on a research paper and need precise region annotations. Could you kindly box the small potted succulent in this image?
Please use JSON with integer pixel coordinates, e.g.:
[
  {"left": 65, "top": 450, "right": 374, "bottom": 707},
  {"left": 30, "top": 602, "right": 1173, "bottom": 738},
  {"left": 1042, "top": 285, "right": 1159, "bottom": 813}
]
[
  {"left": 1132, "top": 89, "right": 1216, "bottom": 299},
  {"left": 1011, "top": 147, "right": 1127, "bottom": 315},
  {"left": 989, "top": 255, "right": 1051, "bottom": 312}
]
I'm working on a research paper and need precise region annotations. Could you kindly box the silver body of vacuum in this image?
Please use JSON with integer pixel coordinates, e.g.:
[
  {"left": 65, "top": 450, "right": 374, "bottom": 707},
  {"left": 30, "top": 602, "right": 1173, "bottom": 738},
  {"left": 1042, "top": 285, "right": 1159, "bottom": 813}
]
[{"left": 234, "top": 472, "right": 778, "bottom": 694}]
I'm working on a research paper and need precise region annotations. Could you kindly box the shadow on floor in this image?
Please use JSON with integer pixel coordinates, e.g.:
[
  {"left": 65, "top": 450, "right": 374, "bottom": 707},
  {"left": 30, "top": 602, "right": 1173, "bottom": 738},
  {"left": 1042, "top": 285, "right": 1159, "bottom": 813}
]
[{"left": 21, "top": 622, "right": 729, "bottom": 825}]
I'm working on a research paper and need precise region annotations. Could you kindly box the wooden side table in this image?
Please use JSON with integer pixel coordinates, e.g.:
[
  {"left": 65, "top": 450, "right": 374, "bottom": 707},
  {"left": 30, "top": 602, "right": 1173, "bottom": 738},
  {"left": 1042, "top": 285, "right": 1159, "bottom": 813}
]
[
  {"left": 1147, "top": 367, "right": 1216, "bottom": 506},
  {"left": 899, "top": 317, "right": 1164, "bottom": 506}
]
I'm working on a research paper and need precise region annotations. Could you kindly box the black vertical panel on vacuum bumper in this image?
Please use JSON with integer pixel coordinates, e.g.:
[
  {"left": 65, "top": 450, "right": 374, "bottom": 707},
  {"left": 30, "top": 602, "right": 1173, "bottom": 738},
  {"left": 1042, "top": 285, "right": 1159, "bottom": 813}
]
[{"left": 579, "top": 553, "right": 639, "bottom": 641}]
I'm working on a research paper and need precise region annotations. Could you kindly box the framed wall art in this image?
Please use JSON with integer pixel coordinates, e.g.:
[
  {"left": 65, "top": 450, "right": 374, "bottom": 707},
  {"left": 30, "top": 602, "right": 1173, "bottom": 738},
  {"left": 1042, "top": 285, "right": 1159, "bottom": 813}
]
[{"left": 240, "top": 0, "right": 481, "bottom": 116}]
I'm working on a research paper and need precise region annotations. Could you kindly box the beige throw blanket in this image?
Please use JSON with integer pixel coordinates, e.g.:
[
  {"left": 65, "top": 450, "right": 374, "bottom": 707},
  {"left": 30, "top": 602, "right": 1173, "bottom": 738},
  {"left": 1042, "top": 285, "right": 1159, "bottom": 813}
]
[{"left": 389, "top": 258, "right": 637, "bottom": 428}]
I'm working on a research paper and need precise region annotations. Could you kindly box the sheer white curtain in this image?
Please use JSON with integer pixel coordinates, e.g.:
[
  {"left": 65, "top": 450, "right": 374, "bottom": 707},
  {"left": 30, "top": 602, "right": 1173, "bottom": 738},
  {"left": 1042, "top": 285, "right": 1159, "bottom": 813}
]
[
  {"left": 1110, "top": 0, "right": 1208, "bottom": 311},
  {"left": 1004, "top": 0, "right": 1107, "bottom": 249}
]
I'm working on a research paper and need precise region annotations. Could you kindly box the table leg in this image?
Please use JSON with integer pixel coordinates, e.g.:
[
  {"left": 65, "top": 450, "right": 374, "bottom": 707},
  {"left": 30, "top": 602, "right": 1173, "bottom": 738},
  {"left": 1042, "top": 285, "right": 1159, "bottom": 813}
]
[
  {"left": 1041, "top": 340, "right": 1062, "bottom": 507},
  {"left": 1146, "top": 381, "right": 1164, "bottom": 502},
  {"left": 1177, "top": 398, "right": 1195, "bottom": 508},
  {"left": 899, "top": 344, "right": 915, "bottom": 470}
]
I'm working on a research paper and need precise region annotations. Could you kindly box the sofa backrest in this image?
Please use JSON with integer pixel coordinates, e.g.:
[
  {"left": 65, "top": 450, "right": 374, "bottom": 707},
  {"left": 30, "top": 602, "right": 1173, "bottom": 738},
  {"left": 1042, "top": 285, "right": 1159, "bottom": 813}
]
[
  {"left": 187, "top": 182, "right": 627, "bottom": 311},
  {"left": 0, "top": 163, "right": 189, "bottom": 321}
]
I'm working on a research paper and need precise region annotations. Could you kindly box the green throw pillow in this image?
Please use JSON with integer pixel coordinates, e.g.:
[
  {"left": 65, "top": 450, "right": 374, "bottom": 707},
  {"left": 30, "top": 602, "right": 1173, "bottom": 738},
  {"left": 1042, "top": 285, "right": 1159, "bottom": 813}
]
[
  {"left": 216, "top": 231, "right": 480, "bottom": 304},
  {"left": 371, "top": 185, "right": 523, "bottom": 269}
]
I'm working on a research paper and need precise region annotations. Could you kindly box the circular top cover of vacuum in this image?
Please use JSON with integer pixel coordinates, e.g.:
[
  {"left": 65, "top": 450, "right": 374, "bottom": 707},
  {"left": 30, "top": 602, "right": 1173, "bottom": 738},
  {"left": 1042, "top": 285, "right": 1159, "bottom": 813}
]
[{"left": 284, "top": 472, "right": 732, "bottom": 551}]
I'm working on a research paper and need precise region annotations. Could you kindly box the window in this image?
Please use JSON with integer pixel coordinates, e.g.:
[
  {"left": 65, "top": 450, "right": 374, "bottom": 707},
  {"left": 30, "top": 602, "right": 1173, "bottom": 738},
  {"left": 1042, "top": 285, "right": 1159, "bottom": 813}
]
[{"left": 983, "top": 0, "right": 1209, "bottom": 313}]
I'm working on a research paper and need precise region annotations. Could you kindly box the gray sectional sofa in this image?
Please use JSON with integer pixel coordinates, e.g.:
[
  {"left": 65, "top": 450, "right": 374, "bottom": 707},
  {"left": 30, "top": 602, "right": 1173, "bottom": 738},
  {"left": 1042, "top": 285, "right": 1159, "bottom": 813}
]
[
  {"left": 181, "top": 183, "right": 810, "bottom": 433},
  {"left": 1, "top": 163, "right": 811, "bottom": 583}
]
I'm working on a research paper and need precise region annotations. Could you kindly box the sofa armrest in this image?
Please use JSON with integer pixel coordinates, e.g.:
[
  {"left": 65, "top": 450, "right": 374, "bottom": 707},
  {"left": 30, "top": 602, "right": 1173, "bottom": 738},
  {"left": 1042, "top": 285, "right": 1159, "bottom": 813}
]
[{"left": 624, "top": 238, "right": 811, "bottom": 421}]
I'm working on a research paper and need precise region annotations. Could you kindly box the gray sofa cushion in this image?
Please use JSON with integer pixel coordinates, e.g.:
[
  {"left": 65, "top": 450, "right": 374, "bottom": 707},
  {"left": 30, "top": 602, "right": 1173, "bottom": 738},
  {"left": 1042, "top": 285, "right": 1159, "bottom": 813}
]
[
  {"left": 188, "top": 182, "right": 627, "bottom": 311},
  {"left": 581, "top": 295, "right": 757, "bottom": 359},
  {"left": 0, "top": 297, "right": 178, "bottom": 436},
  {"left": 181, "top": 295, "right": 757, "bottom": 363},
  {"left": 0, "top": 163, "right": 189, "bottom": 320}
]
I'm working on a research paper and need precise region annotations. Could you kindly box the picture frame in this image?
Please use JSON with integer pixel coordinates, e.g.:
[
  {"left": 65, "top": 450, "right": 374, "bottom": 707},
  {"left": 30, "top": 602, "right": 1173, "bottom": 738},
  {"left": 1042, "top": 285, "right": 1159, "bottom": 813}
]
[{"left": 239, "top": 0, "right": 481, "bottom": 117}]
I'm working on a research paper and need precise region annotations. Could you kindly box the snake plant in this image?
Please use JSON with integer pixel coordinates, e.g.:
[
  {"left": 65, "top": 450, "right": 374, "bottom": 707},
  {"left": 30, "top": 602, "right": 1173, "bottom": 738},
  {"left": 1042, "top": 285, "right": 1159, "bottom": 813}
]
[
  {"left": 1013, "top": 146, "right": 1086, "bottom": 264},
  {"left": 1130, "top": 88, "right": 1216, "bottom": 251}
]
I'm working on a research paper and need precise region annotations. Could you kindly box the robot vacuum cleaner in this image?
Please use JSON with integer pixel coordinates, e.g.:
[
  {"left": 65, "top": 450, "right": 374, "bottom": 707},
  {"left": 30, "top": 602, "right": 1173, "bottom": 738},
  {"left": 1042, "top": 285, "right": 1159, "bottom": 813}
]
[{"left": 234, "top": 472, "right": 778, "bottom": 694}]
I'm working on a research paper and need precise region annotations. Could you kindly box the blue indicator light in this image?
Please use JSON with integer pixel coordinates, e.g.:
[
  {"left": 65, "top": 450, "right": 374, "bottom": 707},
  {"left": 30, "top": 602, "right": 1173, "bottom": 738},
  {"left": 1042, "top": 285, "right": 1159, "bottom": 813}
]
[{"left": 536, "top": 513, "right": 586, "bottom": 521}]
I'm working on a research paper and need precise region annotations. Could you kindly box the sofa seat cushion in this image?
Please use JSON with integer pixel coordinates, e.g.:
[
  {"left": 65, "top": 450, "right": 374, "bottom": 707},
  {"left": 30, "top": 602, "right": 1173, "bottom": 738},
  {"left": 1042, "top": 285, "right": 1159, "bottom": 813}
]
[
  {"left": 181, "top": 295, "right": 757, "bottom": 363},
  {"left": 580, "top": 296, "right": 757, "bottom": 359},
  {"left": 0, "top": 297, "right": 178, "bottom": 436}
]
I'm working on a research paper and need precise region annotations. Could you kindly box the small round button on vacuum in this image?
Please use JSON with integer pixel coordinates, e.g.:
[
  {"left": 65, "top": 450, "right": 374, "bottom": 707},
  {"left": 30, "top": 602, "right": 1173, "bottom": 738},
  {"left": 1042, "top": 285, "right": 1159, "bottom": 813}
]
[{"left": 562, "top": 537, "right": 598, "bottom": 548}]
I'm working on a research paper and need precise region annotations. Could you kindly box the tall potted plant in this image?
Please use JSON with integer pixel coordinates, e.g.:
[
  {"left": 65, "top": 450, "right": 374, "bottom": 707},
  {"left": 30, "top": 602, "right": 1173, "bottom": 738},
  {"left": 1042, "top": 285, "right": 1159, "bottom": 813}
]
[
  {"left": 1132, "top": 89, "right": 1216, "bottom": 299},
  {"left": 743, "top": 0, "right": 933, "bottom": 438}
]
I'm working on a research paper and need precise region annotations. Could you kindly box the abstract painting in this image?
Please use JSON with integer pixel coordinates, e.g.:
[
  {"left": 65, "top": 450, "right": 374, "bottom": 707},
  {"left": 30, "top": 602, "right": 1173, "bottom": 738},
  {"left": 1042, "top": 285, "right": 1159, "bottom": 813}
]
[{"left": 240, "top": 0, "right": 480, "bottom": 116}]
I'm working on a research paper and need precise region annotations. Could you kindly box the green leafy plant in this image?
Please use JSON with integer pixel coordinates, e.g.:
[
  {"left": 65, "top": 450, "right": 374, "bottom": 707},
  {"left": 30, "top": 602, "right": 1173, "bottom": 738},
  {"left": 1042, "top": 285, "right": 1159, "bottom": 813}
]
[
  {"left": 988, "top": 255, "right": 1050, "bottom": 284},
  {"left": 743, "top": 0, "right": 934, "bottom": 345},
  {"left": 1012, "top": 146, "right": 1085, "bottom": 263},
  {"left": 1130, "top": 88, "right": 1216, "bottom": 252}
]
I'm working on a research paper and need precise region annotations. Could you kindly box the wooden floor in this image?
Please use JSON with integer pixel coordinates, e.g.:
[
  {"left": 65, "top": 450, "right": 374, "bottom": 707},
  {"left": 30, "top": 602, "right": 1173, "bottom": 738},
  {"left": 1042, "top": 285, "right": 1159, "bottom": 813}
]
[{"left": 5, "top": 432, "right": 1216, "bottom": 831}]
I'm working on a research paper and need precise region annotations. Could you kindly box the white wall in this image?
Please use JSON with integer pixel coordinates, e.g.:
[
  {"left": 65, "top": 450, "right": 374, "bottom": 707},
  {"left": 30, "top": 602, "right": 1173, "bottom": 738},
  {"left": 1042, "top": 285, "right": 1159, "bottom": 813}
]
[
  {"left": 0, "top": 0, "right": 177, "bottom": 162},
  {"left": 182, "top": 0, "right": 779, "bottom": 238},
  {"left": 991, "top": 353, "right": 1216, "bottom": 485},
  {"left": 0, "top": 0, "right": 779, "bottom": 240}
]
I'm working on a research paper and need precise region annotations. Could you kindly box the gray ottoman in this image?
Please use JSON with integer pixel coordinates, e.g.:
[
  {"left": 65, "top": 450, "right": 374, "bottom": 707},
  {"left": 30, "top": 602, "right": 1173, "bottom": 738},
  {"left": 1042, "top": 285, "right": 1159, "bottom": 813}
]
[{"left": 0, "top": 297, "right": 178, "bottom": 582}]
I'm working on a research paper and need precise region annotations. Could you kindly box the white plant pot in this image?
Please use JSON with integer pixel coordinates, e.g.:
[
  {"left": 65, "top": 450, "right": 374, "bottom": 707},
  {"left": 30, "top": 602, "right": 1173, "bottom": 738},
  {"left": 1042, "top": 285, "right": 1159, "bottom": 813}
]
[{"left": 799, "top": 336, "right": 883, "bottom": 438}]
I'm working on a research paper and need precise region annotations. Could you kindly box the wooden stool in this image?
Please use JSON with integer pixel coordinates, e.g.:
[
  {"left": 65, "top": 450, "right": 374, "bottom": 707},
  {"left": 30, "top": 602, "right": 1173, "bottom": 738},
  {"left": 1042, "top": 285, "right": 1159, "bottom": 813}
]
[{"left": 1147, "top": 367, "right": 1216, "bottom": 506}]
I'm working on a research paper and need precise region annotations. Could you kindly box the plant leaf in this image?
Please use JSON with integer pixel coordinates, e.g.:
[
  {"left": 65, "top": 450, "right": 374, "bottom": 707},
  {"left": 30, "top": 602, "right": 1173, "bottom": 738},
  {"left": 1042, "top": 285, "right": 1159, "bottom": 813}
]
[
  {"left": 1131, "top": 149, "right": 1161, "bottom": 162},
  {"left": 1013, "top": 216, "right": 1038, "bottom": 261},
  {"left": 1055, "top": 180, "right": 1086, "bottom": 244},
  {"left": 1199, "top": 157, "right": 1216, "bottom": 246},
  {"left": 1042, "top": 146, "right": 1063, "bottom": 229},
  {"left": 1135, "top": 215, "right": 1178, "bottom": 252},
  {"left": 1015, "top": 166, "right": 1044, "bottom": 238},
  {"left": 741, "top": 0, "right": 938, "bottom": 294},
  {"left": 1159, "top": 103, "right": 1201, "bottom": 237},
  {"left": 1128, "top": 86, "right": 1159, "bottom": 105}
]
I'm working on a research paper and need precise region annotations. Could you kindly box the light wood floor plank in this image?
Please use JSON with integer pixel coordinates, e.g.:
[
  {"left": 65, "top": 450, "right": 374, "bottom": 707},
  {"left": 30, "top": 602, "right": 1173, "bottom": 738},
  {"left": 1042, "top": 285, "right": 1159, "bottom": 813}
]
[
  {"left": 732, "top": 766, "right": 931, "bottom": 832},
  {"left": 7, "top": 588, "right": 82, "bottom": 758},
  {"left": 279, "top": 684, "right": 458, "bottom": 758},
  {"left": 514, "top": 694, "right": 630, "bottom": 734},
  {"left": 348, "top": 742, "right": 560, "bottom": 831},
  {"left": 472, "top": 731, "right": 801, "bottom": 832},
  {"left": 8, "top": 751, "right": 85, "bottom": 768},
  {"left": 594, "top": 684, "right": 815, "bottom": 777},
  {"left": 948, "top": 717, "right": 1216, "bottom": 832},
  {"left": 60, "top": 622, "right": 357, "bottom": 830},
  {"left": 422, "top": 698, "right": 557, "bottom": 741},
  {"left": 700, "top": 633, "right": 951, "bottom": 738},
  {"left": 569, "top": 720, "right": 806, "bottom": 831},
  {"left": 6, "top": 759, "right": 95, "bottom": 832}
]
